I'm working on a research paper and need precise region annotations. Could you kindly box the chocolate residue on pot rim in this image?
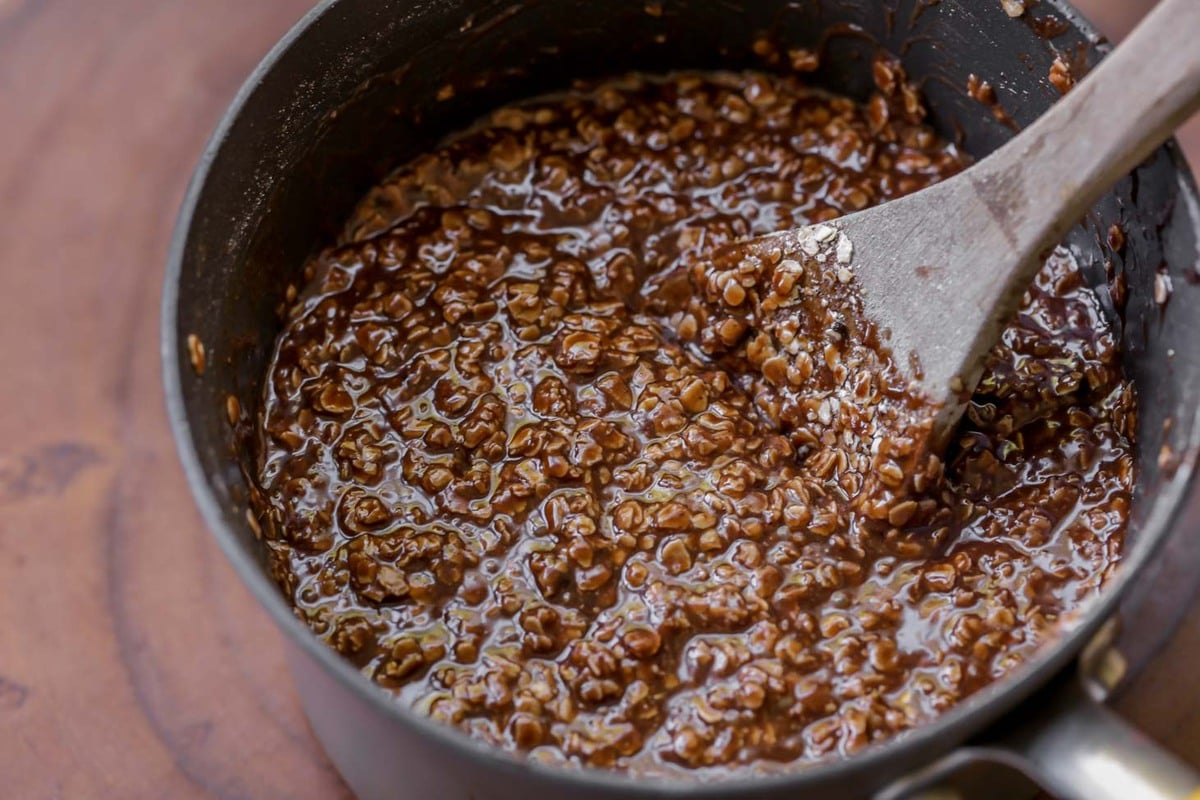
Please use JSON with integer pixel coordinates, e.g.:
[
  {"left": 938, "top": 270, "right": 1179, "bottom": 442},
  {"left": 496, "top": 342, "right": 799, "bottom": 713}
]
[
  {"left": 967, "top": 73, "right": 1019, "bottom": 132},
  {"left": 1025, "top": 11, "right": 1072, "bottom": 41}
]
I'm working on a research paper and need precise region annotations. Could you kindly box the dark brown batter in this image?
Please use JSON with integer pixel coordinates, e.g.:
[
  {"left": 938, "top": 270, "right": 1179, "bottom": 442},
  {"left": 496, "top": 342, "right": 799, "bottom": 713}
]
[{"left": 251, "top": 64, "right": 1133, "bottom": 776}]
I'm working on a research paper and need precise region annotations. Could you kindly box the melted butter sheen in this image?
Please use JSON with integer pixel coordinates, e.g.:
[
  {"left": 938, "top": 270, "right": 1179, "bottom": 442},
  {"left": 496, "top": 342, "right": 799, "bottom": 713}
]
[{"left": 253, "top": 68, "right": 1133, "bottom": 777}]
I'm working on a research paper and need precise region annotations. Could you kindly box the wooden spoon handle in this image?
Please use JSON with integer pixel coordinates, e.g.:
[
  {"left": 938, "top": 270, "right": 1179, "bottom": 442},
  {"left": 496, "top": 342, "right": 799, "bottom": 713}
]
[{"left": 973, "top": 0, "right": 1200, "bottom": 262}]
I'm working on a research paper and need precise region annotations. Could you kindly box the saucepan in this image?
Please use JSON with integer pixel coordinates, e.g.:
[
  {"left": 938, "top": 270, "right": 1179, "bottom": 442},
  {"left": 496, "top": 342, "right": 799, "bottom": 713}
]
[{"left": 162, "top": 0, "right": 1200, "bottom": 797}]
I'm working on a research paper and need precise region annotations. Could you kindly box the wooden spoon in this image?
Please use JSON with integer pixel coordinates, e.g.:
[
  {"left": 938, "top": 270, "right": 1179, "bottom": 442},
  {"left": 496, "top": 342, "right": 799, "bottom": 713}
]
[{"left": 744, "top": 0, "right": 1200, "bottom": 446}]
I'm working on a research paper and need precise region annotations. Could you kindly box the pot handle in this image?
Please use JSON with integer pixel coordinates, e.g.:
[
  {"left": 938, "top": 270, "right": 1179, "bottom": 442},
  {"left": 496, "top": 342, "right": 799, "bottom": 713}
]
[
  {"left": 988, "top": 679, "right": 1200, "bottom": 800},
  {"left": 882, "top": 676, "right": 1200, "bottom": 800}
]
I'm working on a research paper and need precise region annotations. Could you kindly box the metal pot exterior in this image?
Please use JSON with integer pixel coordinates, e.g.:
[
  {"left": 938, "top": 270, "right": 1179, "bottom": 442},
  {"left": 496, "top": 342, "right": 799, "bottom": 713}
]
[
  {"left": 164, "top": 1, "right": 1200, "bottom": 798},
  {"left": 287, "top": 638, "right": 900, "bottom": 799}
]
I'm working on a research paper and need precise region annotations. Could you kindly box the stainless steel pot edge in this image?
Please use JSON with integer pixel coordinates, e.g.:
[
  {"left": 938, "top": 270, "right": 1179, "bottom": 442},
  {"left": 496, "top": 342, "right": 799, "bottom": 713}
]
[{"left": 160, "top": 0, "right": 1200, "bottom": 795}]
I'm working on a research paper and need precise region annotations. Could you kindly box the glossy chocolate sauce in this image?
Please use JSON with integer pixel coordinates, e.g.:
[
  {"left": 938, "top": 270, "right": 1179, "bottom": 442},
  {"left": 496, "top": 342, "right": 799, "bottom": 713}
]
[{"left": 250, "top": 65, "right": 1133, "bottom": 776}]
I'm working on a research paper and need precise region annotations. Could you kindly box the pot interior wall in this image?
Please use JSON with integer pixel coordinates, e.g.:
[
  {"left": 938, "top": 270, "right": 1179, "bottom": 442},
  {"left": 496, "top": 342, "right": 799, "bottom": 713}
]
[{"left": 175, "top": 0, "right": 1200, "bottom": 689}]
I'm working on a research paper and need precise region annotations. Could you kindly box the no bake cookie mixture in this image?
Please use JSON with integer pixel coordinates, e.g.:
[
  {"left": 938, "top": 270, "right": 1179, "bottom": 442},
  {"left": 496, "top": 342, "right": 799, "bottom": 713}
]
[{"left": 249, "top": 63, "right": 1133, "bottom": 775}]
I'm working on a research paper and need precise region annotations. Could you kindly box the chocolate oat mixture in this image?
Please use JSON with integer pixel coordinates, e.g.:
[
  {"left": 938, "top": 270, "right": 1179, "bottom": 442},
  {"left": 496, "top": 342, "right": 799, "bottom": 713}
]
[{"left": 252, "top": 65, "right": 1133, "bottom": 775}]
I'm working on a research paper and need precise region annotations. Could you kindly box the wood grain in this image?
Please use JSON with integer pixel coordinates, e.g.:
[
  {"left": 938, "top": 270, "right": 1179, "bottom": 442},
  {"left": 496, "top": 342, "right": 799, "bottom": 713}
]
[
  {"left": 0, "top": 1, "right": 349, "bottom": 797},
  {"left": 0, "top": 1, "right": 1193, "bottom": 798}
]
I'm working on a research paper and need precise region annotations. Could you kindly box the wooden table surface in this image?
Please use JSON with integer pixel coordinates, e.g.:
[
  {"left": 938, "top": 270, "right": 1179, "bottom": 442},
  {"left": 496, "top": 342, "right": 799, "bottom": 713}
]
[{"left": 1, "top": 1, "right": 1197, "bottom": 797}]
